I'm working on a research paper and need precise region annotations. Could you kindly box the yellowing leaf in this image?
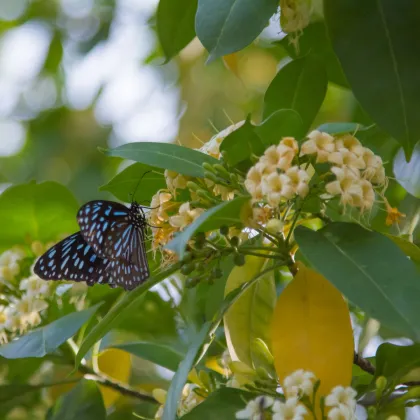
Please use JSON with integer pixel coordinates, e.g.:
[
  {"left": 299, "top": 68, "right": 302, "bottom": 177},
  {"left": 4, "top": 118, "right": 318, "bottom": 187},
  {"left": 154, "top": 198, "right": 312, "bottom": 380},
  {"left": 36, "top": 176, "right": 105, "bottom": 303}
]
[
  {"left": 48, "top": 366, "right": 83, "bottom": 401},
  {"left": 205, "top": 356, "right": 226, "bottom": 376},
  {"left": 98, "top": 348, "right": 131, "bottom": 407},
  {"left": 222, "top": 53, "right": 240, "bottom": 78},
  {"left": 271, "top": 263, "right": 353, "bottom": 401},
  {"left": 224, "top": 256, "right": 276, "bottom": 368}
]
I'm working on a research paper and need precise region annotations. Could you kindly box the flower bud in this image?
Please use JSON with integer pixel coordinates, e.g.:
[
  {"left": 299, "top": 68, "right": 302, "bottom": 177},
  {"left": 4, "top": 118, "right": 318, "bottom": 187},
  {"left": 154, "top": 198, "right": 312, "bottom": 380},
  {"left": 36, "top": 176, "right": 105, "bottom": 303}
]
[
  {"left": 181, "top": 263, "right": 195, "bottom": 275},
  {"left": 213, "top": 164, "right": 230, "bottom": 178},
  {"left": 202, "top": 162, "right": 216, "bottom": 173},
  {"left": 187, "top": 181, "right": 200, "bottom": 191},
  {"left": 234, "top": 254, "right": 245, "bottom": 266},
  {"left": 375, "top": 376, "right": 387, "bottom": 396},
  {"left": 204, "top": 171, "right": 218, "bottom": 183},
  {"left": 31, "top": 241, "right": 44, "bottom": 256},
  {"left": 266, "top": 218, "right": 284, "bottom": 235}
]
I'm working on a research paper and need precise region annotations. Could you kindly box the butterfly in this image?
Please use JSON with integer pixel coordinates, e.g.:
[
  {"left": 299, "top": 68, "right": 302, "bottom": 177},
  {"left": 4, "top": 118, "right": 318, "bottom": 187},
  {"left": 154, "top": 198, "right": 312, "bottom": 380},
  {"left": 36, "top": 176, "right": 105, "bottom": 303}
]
[{"left": 34, "top": 200, "right": 150, "bottom": 291}]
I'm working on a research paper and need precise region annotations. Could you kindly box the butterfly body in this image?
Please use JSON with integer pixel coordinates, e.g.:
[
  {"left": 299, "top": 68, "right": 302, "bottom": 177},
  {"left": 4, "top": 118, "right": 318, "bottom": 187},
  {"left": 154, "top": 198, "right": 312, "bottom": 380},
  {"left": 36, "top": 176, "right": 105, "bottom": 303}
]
[{"left": 34, "top": 201, "right": 150, "bottom": 291}]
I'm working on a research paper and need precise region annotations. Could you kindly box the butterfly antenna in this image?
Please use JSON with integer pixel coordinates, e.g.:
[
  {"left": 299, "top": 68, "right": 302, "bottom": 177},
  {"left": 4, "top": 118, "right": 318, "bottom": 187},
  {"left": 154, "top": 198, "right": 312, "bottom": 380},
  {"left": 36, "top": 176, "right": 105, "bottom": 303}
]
[{"left": 130, "top": 170, "right": 152, "bottom": 203}]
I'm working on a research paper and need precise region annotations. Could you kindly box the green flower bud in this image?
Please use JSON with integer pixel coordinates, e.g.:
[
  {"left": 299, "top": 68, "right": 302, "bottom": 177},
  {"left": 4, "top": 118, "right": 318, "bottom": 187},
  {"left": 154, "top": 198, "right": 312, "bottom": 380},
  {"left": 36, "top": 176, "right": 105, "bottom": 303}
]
[
  {"left": 234, "top": 254, "right": 245, "bottom": 266},
  {"left": 230, "top": 236, "right": 239, "bottom": 247},
  {"left": 375, "top": 376, "right": 387, "bottom": 395},
  {"left": 266, "top": 218, "right": 284, "bottom": 235},
  {"left": 186, "top": 277, "right": 200, "bottom": 288},
  {"left": 187, "top": 181, "right": 200, "bottom": 191},
  {"left": 204, "top": 171, "right": 218, "bottom": 183},
  {"left": 202, "top": 162, "right": 216, "bottom": 173},
  {"left": 181, "top": 263, "right": 195, "bottom": 275},
  {"left": 213, "top": 164, "right": 230, "bottom": 178},
  {"left": 219, "top": 225, "right": 229, "bottom": 236}
]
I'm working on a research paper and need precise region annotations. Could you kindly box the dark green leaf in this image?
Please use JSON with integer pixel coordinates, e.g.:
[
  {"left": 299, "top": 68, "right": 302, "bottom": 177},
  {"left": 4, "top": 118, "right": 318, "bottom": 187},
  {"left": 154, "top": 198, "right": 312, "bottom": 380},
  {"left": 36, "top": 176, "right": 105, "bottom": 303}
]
[
  {"left": 263, "top": 57, "right": 327, "bottom": 132},
  {"left": 295, "top": 223, "right": 420, "bottom": 341},
  {"left": 254, "top": 109, "right": 304, "bottom": 146},
  {"left": 394, "top": 143, "right": 420, "bottom": 198},
  {"left": 278, "top": 21, "right": 348, "bottom": 87},
  {"left": 49, "top": 380, "right": 106, "bottom": 420},
  {"left": 219, "top": 118, "right": 265, "bottom": 167},
  {"left": 195, "top": 0, "right": 278, "bottom": 61},
  {"left": 163, "top": 322, "right": 212, "bottom": 420},
  {"left": 316, "top": 122, "right": 365, "bottom": 136},
  {"left": 99, "top": 163, "right": 165, "bottom": 204},
  {"left": 0, "top": 304, "right": 102, "bottom": 359},
  {"left": 75, "top": 264, "right": 181, "bottom": 369},
  {"left": 375, "top": 343, "right": 420, "bottom": 382},
  {"left": 0, "top": 181, "right": 79, "bottom": 252},
  {"left": 157, "top": 0, "right": 198, "bottom": 61},
  {"left": 166, "top": 196, "right": 250, "bottom": 259},
  {"left": 325, "top": 0, "right": 420, "bottom": 158},
  {"left": 102, "top": 143, "right": 219, "bottom": 178},
  {"left": 112, "top": 342, "right": 184, "bottom": 372},
  {"left": 181, "top": 388, "right": 254, "bottom": 419}
]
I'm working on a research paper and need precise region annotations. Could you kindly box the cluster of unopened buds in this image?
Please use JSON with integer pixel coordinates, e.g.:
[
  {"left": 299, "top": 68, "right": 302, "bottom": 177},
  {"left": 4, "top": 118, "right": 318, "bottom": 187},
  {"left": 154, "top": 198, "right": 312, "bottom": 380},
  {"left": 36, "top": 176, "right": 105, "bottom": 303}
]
[
  {"left": 246, "top": 130, "right": 387, "bottom": 215},
  {"left": 235, "top": 369, "right": 357, "bottom": 420}
]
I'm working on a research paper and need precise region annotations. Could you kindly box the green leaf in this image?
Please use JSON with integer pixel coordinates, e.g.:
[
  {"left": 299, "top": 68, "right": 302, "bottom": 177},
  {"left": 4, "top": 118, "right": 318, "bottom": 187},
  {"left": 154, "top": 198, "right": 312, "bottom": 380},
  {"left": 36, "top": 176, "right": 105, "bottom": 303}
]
[
  {"left": 0, "top": 181, "right": 79, "bottom": 252},
  {"left": 49, "top": 380, "right": 106, "bottom": 420},
  {"left": 163, "top": 262, "right": 280, "bottom": 420},
  {"left": 263, "top": 57, "right": 328, "bottom": 132},
  {"left": 224, "top": 257, "right": 276, "bottom": 368},
  {"left": 254, "top": 109, "right": 304, "bottom": 146},
  {"left": 0, "top": 304, "right": 102, "bottom": 359},
  {"left": 384, "top": 233, "right": 420, "bottom": 265},
  {"left": 375, "top": 343, "right": 420, "bottom": 382},
  {"left": 99, "top": 163, "right": 165, "bottom": 204},
  {"left": 75, "top": 264, "right": 181, "bottom": 369},
  {"left": 324, "top": 0, "right": 420, "bottom": 158},
  {"left": 44, "top": 31, "right": 63, "bottom": 73},
  {"left": 195, "top": 0, "right": 279, "bottom": 61},
  {"left": 166, "top": 196, "right": 250, "bottom": 259},
  {"left": 219, "top": 117, "right": 265, "bottom": 168},
  {"left": 295, "top": 222, "right": 420, "bottom": 341},
  {"left": 102, "top": 143, "right": 219, "bottom": 178},
  {"left": 112, "top": 342, "right": 184, "bottom": 372},
  {"left": 278, "top": 22, "right": 348, "bottom": 87},
  {"left": 181, "top": 388, "right": 254, "bottom": 419},
  {"left": 394, "top": 144, "right": 420, "bottom": 198},
  {"left": 316, "top": 122, "right": 365, "bottom": 136},
  {"left": 157, "top": 0, "right": 198, "bottom": 61},
  {"left": 163, "top": 322, "right": 212, "bottom": 420}
]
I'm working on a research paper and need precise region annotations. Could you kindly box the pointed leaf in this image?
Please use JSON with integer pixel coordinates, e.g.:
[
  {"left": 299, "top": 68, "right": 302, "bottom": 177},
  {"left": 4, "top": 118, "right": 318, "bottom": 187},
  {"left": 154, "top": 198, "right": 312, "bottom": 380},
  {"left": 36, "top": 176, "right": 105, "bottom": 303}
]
[{"left": 295, "top": 222, "right": 420, "bottom": 341}]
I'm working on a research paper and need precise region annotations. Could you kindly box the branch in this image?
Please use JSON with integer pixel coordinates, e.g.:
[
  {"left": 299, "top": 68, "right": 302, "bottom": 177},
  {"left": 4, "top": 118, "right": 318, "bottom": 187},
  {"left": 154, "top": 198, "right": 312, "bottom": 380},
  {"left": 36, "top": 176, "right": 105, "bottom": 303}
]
[
  {"left": 78, "top": 364, "right": 157, "bottom": 404},
  {"left": 353, "top": 351, "right": 375, "bottom": 375}
]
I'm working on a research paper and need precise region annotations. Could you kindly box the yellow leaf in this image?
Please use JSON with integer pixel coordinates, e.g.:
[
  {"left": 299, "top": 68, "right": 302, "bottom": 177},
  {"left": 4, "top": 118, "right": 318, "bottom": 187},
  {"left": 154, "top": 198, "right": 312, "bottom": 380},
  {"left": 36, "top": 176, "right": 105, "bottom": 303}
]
[
  {"left": 271, "top": 263, "right": 353, "bottom": 403},
  {"left": 222, "top": 53, "right": 240, "bottom": 78},
  {"left": 98, "top": 348, "right": 131, "bottom": 407},
  {"left": 205, "top": 356, "right": 226, "bottom": 376},
  {"left": 224, "top": 255, "right": 276, "bottom": 369}
]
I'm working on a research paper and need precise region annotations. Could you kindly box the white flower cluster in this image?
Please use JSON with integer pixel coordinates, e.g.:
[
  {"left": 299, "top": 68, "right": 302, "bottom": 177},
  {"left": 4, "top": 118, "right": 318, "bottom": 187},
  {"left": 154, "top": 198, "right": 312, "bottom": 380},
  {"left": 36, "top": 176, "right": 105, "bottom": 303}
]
[
  {"left": 280, "top": 0, "right": 312, "bottom": 34},
  {"left": 0, "top": 248, "right": 25, "bottom": 282},
  {"left": 301, "top": 130, "right": 386, "bottom": 212},
  {"left": 245, "top": 137, "right": 311, "bottom": 206},
  {"left": 235, "top": 370, "right": 357, "bottom": 420}
]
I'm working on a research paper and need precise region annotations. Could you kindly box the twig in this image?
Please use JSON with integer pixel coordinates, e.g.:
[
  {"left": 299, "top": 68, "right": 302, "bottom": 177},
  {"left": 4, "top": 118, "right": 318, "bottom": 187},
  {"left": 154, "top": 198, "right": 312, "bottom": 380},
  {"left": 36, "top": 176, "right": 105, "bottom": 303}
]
[
  {"left": 78, "top": 364, "right": 157, "bottom": 403},
  {"left": 353, "top": 351, "right": 375, "bottom": 375}
]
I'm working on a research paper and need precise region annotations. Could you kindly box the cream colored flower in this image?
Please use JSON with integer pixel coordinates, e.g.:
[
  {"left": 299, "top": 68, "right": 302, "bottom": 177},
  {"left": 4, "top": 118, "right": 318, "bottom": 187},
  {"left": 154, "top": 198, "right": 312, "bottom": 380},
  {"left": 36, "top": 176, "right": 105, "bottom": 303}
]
[
  {"left": 169, "top": 202, "right": 204, "bottom": 230},
  {"left": 352, "top": 179, "right": 375, "bottom": 211},
  {"left": 213, "top": 184, "right": 235, "bottom": 201},
  {"left": 164, "top": 170, "right": 189, "bottom": 196},
  {"left": 361, "top": 149, "right": 386, "bottom": 185},
  {"left": 325, "top": 167, "right": 363, "bottom": 208},
  {"left": 285, "top": 166, "right": 310, "bottom": 198},
  {"left": 328, "top": 148, "right": 366, "bottom": 170},
  {"left": 245, "top": 166, "right": 264, "bottom": 199},
  {"left": 280, "top": 0, "right": 312, "bottom": 33},
  {"left": 0, "top": 249, "right": 25, "bottom": 282},
  {"left": 0, "top": 306, "right": 7, "bottom": 331},
  {"left": 236, "top": 396, "right": 274, "bottom": 419},
  {"left": 335, "top": 134, "right": 365, "bottom": 157},
  {"left": 325, "top": 386, "right": 357, "bottom": 410},
  {"left": 13, "top": 294, "right": 48, "bottom": 316},
  {"left": 149, "top": 191, "right": 175, "bottom": 226},
  {"left": 272, "top": 397, "right": 308, "bottom": 420},
  {"left": 4, "top": 308, "right": 21, "bottom": 332},
  {"left": 327, "top": 405, "right": 356, "bottom": 420},
  {"left": 283, "top": 369, "right": 316, "bottom": 397},
  {"left": 261, "top": 172, "right": 295, "bottom": 206},
  {"left": 200, "top": 121, "right": 245, "bottom": 159},
  {"left": 301, "top": 130, "right": 335, "bottom": 163},
  {"left": 20, "top": 275, "right": 50, "bottom": 297},
  {"left": 278, "top": 137, "right": 299, "bottom": 155}
]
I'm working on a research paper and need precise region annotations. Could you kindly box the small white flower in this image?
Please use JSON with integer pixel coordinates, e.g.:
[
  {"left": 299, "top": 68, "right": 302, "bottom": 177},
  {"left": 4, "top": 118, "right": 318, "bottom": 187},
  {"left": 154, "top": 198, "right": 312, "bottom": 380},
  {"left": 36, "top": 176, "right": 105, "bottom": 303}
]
[
  {"left": 245, "top": 166, "right": 264, "bottom": 200},
  {"left": 352, "top": 179, "right": 375, "bottom": 212},
  {"left": 165, "top": 170, "right": 189, "bottom": 196},
  {"left": 149, "top": 191, "right": 174, "bottom": 225},
  {"left": 4, "top": 307, "right": 21, "bottom": 332},
  {"left": 301, "top": 130, "right": 335, "bottom": 163},
  {"left": 0, "top": 249, "right": 25, "bottom": 282},
  {"left": 272, "top": 397, "right": 307, "bottom": 420},
  {"left": 335, "top": 135, "right": 365, "bottom": 157},
  {"left": 325, "top": 386, "right": 357, "bottom": 410},
  {"left": 285, "top": 166, "right": 311, "bottom": 198},
  {"left": 328, "top": 148, "right": 366, "bottom": 170},
  {"left": 262, "top": 172, "right": 295, "bottom": 206},
  {"left": 280, "top": 0, "right": 312, "bottom": 33},
  {"left": 325, "top": 167, "right": 363, "bottom": 208},
  {"left": 169, "top": 202, "right": 203, "bottom": 230},
  {"left": 283, "top": 369, "right": 316, "bottom": 397},
  {"left": 12, "top": 294, "right": 48, "bottom": 316},
  {"left": 236, "top": 396, "right": 274, "bottom": 419},
  {"left": 20, "top": 275, "right": 50, "bottom": 297},
  {"left": 361, "top": 148, "right": 386, "bottom": 185},
  {"left": 327, "top": 404, "right": 356, "bottom": 420}
]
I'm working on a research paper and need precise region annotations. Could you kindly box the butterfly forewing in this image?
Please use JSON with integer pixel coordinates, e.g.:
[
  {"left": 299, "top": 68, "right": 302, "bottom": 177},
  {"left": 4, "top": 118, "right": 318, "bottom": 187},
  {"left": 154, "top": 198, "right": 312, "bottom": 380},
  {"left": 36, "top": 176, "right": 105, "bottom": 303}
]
[
  {"left": 77, "top": 200, "right": 134, "bottom": 260},
  {"left": 34, "top": 232, "right": 113, "bottom": 287}
]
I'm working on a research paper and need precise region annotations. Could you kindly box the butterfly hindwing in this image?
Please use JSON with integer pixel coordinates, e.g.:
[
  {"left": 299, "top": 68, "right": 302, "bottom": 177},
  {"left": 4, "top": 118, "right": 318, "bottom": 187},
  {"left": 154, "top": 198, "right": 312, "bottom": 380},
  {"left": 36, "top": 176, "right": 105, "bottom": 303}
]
[{"left": 34, "top": 232, "right": 114, "bottom": 287}]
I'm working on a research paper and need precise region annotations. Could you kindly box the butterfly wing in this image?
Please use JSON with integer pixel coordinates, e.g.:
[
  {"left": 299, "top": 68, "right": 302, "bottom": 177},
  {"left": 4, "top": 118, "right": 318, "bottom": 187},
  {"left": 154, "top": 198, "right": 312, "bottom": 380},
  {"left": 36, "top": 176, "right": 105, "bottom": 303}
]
[
  {"left": 34, "top": 232, "right": 114, "bottom": 287},
  {"left": 77, "top": 200, "right": 134, "bottom": 260}
]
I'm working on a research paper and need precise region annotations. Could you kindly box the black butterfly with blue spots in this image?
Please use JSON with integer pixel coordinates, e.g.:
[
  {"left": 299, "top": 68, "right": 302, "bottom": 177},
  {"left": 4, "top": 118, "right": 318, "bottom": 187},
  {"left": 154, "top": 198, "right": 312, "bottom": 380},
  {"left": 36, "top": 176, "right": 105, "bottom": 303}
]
[{"left": 34, "top": 200, "right": 150, "bottom": 291}]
